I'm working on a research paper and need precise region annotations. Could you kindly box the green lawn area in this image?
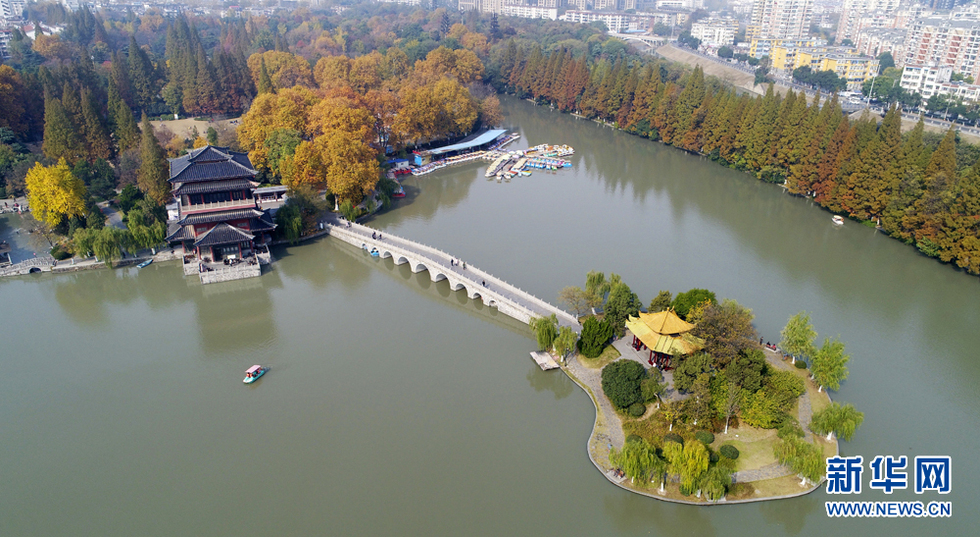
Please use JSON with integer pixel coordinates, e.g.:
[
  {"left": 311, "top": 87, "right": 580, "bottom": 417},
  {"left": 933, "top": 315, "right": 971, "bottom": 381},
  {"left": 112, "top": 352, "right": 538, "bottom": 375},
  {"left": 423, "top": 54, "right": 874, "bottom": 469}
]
[
  {"left": 579, "top": 344, "right": 621, "bottom": 370},
  {"left": 714, "top": 426, "right": 779, "bottom": 472}
]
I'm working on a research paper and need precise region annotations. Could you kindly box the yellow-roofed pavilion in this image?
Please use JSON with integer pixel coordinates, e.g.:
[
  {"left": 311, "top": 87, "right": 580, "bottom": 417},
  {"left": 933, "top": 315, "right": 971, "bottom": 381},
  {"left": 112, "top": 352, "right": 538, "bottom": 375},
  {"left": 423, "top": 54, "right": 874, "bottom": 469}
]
[{"left": 625, "top": 309, "right": 704, "bottom": 370}]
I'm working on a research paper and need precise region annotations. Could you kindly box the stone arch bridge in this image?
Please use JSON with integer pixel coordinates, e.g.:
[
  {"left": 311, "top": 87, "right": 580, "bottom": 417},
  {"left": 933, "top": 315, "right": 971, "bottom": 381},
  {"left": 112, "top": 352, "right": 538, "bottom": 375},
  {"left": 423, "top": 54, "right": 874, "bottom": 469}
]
[{"left": 324, "top": 216, "right": 580, "bottom": 330}]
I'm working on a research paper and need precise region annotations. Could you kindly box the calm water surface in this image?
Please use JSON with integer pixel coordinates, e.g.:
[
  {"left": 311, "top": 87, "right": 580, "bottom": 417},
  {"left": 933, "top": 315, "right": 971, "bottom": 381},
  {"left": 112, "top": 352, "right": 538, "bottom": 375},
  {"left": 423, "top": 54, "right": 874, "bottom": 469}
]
[{"left": 1, "top": 97, "right": 976, "bottom": 536}]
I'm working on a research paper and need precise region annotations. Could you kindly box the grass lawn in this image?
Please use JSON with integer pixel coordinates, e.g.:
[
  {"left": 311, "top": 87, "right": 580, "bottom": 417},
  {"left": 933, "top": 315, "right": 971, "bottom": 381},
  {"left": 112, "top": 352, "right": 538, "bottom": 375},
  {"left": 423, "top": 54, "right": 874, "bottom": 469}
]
[
  {"left": 714, "top": 426, "right": 779, "bottom": 472},
  {"left": 579, "top": 344, "right": 621, "bottom": 370}
]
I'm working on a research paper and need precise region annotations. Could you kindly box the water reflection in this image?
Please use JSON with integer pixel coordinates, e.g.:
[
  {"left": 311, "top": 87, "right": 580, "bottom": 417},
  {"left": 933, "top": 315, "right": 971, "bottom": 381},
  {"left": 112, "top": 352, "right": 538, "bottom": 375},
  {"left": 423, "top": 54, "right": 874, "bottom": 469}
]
[
  {"left": 603, "top": 492, "right": 717, "bottom": 537},
  {"left": 525, "top": 363, "right": 574, "bottom": 400},
  {"left": 758, "top": 493, "right": 820, "bottom": 536}
]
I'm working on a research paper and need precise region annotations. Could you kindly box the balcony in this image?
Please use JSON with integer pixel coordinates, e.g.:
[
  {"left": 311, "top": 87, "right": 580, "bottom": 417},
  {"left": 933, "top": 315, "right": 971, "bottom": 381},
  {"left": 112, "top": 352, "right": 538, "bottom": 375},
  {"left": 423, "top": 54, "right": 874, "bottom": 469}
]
[{"left": 180, "top": 199, "right": 256, "bottom": 214}]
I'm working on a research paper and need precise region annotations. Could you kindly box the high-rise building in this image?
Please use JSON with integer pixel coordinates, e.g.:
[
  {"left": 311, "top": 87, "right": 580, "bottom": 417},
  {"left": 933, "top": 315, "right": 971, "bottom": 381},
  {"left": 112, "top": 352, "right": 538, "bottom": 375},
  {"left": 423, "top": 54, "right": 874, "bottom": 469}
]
[
  {"left": 837, "top": 0, "right": 902, "bottom": 43},
  {"left": 748, "top": 0, "right": 814, "bottom": 40},
  {"left": 0, "top": 0, "right": 26, "bottom": 20},
  {"left": 904, "top": 6, "right": 980, "bottom": 82}
]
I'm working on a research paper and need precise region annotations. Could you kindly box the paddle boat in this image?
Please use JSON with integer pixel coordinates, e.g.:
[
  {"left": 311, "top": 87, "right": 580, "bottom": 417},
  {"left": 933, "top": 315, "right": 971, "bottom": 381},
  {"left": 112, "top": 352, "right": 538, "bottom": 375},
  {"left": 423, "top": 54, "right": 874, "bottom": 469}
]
[
  {"left": 243, "top": 365, "right": 268, "bottom": 384},
  {"left": 393, "top": 184, "right": 406, "bottom": 198},
  {"left": 136, "top": 258, "right": 153, "bottom": 269},
  {"left": 832, "top": 215, "right": 844, "bottom": 226}
]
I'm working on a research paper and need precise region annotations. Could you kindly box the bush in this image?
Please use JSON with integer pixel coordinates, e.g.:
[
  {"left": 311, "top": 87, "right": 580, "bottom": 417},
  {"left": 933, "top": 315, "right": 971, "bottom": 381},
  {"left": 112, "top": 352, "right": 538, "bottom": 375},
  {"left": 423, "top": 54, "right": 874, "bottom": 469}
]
[
  {"left": 664, "top": 433, "right": 684, "bottom": 445},
  {"left": 709, "top": 451, "right": 720, "bottom": 463},
  {"left": 601, "top": 359, "right": 646, "bottom": 408},
  {"left": 720, "top": 444, "right": 740, "bottom": 460},
  {"left": 625, "top": 434, "right": 644, "bottom": 444},
  {"left": 777, "top": 421, "right": 805, "bottom": 440},
  {"left": 627, "top": 402, "right": 646, "bottom": 417},
  {"left": 794, "top": 360, "right": 808, "bottom": 369},
  {"left": 578, "top": 316, "right": 613, "bottom": 358},
  {"left": 695, "top": 431, "right": 715, "bottom": 445},
  {"left": 50, "top": 244, "right": 72, "bottom": 260}
]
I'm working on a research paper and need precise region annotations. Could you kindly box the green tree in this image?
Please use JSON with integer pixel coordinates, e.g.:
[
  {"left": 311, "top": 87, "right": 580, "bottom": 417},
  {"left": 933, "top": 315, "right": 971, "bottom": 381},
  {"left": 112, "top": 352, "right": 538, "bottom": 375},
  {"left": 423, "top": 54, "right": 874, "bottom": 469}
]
[
  {"left": 553, "top": 326, "right": 578, "bottom": 363},
  {"left": 93, "top": 226, "right": 128, "bottom": 267},
  {"left": 727, "top": 349, "right": 767, "bottom": 392},
  {"left": 585, "top": 270, "right": 609, "bottom": 308},
  {"left": 604, "top": 280, "right": 641, "bottom": 336},
  {"left": 578, "top": 316, "right": 613, "bottom": 358},
  {"left": 128, "top": 36, "right": 156, "bottom": 113},
  {"left": 640, "top": 368, "right": 666, "bottom": 405},
  {"left": 257, "top": 57, "right": 275, "bottom": 95},
  {"left": 779, "top": 311, "right": 817, "bottom": 364},
  {"left": 687, "top": 373, "right": 713, "bottom": 426},
  {"left": 601, "top": 359, "right": 646, "bottom": 408},
  {"left": 810, "top": 337, "right": 850, "bottom": 392},
  {"left": 673, "top": 352, "right": 712, "bottom": 393},
  {"left": 671, "top": 288, "right": 716, "bottom": 319},
  {"left": 664, "top": 439, "right": 710, "bottom": 496},
  {"left": 720, "top": 378, "right": 741, "bottom": 434},
  {"left": 529, "top": 314, "right": 559, "bottom": 352},
  {"left": 774, "top": 436, "right": 824, "bottom": 486},
  {"left": 42, "top": 93, "right": 82, "bottom": 163},
  {"left": 610, "top": 437, "right": 662, "bottom": 485},
  {"left": 137, "top": 114, "right": 170, "bottom": 205},
  {"left": 206, "top": 126, "right": 218, "bottom": 145},
  {"left": 810, "top": 402, "right": 864, "bottom": 441},
  {"left": 648, "top": 290, "right": 672, "bottom": 312},
  {"left": 25, "top": 159, "right": 88, "bottom": 228}
]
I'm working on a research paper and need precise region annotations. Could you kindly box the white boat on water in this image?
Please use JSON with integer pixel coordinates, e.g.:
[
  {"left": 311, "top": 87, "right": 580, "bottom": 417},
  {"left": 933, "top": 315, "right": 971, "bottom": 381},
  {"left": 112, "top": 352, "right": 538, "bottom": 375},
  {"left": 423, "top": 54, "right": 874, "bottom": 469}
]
[{"left": 832, "top": 215, "right": 844, "bottom": 226}]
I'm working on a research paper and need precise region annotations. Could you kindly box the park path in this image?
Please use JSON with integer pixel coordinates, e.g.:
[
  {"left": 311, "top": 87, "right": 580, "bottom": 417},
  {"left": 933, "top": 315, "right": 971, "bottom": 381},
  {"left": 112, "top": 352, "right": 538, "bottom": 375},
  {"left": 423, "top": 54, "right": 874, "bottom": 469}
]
[
  {"left": 564, "top": 353, "right": 625, "bottom": 475},
  {"left": 765, "top": 348, "right": 814, "bottom": 441}
]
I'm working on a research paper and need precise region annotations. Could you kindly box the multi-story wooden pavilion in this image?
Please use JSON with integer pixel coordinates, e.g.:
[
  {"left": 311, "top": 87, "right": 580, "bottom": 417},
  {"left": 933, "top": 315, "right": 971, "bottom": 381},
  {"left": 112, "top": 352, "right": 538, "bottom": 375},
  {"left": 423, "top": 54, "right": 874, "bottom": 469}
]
[
  {"left": 165, "top": 145, "right": 276, "bottom": 263},
  {"left": 625, "top": 309, "right": 704, "bottom": 370}
]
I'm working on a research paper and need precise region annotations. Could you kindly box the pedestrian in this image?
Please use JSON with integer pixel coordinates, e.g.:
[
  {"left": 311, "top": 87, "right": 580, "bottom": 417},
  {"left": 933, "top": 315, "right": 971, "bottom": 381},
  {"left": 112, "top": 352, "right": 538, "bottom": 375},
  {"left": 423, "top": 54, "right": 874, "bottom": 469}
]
[
  {"left": 462, "top": 262, "right": 466, "bottom": 269},
  {"left": 372, "top": 232, "right": 376, "bottom": 239}
]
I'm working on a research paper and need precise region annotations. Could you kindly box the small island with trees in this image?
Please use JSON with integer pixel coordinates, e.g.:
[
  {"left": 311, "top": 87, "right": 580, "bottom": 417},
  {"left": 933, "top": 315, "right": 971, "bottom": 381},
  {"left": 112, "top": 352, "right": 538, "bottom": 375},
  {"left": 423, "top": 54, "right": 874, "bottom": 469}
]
[{"left": 531, "top": 273, "right": 864, "bottom": 504}]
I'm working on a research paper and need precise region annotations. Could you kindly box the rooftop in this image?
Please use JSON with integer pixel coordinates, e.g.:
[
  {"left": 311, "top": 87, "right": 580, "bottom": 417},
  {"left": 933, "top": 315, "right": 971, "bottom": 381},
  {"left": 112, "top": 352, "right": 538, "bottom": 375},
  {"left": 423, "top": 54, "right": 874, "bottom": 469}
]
[
  {"left": 169, "top": 145, "right": 257, "bottom": 184},
  {"left": 415, "top": 129, "right": 507, "bottom": 157}
]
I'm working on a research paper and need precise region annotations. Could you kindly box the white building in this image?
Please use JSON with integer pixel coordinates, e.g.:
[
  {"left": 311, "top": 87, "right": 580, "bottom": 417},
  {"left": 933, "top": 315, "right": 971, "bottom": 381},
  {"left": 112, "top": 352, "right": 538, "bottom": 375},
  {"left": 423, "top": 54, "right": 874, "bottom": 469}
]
[
  {"left": 690, "top": 17, "right": 739, "bottom": 47},
  {"left": 500, "top": 5, "right": 558, "bottom": 20},
  {"left": 377, "top": 0, "right": 428, "bottom": 6},
  {"left": 837, "top": 0, "right": 902, "bottom": 43},
  {"left": 655, "top": 0, "right": 704, "bottom": 9},
  {"left": 561, "top": 10, "right": 651, "bottom": 33},
  {"left": 900, "top": 64, "right": 954, "bottom": 99},
  {"left": 748, "top": 0, "right": 813, "bottom": 40},
  {"left": 0, "top": 0, "right": 26, "bottom": 20}
]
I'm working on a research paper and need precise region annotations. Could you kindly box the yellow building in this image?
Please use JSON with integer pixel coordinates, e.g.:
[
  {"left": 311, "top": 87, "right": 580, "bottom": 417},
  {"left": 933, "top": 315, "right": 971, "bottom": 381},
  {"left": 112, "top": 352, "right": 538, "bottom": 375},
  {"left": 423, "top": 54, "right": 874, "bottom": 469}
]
[
  {"left": 770, "top": 45, "right": 879, "bottom": 91},
  {"left": 749, "top": 37, "right": 822, "bottom": 59}
]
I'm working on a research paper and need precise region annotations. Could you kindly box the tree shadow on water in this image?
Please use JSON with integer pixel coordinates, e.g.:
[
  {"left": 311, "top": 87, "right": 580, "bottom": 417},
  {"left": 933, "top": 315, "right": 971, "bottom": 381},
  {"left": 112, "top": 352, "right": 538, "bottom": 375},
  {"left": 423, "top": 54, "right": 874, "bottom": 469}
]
[
  {"left": 526, "top": 363, "right": 574, "bottom": 400},
  {"left": 603, "top": 492, "right": 717, "bottom": 537}
]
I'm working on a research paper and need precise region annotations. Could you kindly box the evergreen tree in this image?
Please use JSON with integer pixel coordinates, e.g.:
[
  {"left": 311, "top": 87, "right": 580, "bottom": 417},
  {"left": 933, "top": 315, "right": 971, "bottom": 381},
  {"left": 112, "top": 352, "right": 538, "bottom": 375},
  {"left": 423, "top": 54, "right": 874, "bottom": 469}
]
[
  {"left": 108, "top": 83, "right": 140, "bottom": 152},
  {"left": 257, "top": 57, "right": 275, "bottom": 95},
  {"left": 42, "top": 91, "right": 82, "bottom": 163},
  {"left": 110, "top": 50, "right": 134, "bottom": 109},
  {"left": 128, "top": 36, "right": 156, "bottom": 113},
  {"left": 137, "top": 113, "right": 170, "bottom": 205},
  {"left": 80, "top": 88, "right": 112, "bottom": 161},
  {"left": 194, "top": 46, "right": 220, "bottom": 116}
]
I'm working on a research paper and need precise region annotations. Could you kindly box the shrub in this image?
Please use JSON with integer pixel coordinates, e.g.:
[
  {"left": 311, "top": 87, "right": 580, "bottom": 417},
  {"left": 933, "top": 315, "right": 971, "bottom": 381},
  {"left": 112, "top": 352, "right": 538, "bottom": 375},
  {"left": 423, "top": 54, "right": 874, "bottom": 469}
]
[
  {"left": 578, "top": 316, "right": 613, "bottom": 358},
  {"left": 709, "top": 451, "right": 720, "bottom": 463},
  {"left": 627, "top": 402, "right": 646, "bottom": 417},
  {"left": 777, "top": 421, "right": 805, "bottom": 440},
  {"left": 625, "top": 434, "right": 644, "bottom": 444},
  {"left": 794, "top": 360, "right": 808, "bottom": 369},
  {"left": 601, "top": 359, "right": 646, "bottom": 408},
  {"left": 50, "top": 244, "right": 72, "bottom": 260},
  {"left": 695, "top": 431, "right": 715, "bottom": 445},
  {"left": 664, "top": 433, "right": 684, "bottom": 445},
  {"left": 719, "top": 444, "right": 740, "bottom": 460}
]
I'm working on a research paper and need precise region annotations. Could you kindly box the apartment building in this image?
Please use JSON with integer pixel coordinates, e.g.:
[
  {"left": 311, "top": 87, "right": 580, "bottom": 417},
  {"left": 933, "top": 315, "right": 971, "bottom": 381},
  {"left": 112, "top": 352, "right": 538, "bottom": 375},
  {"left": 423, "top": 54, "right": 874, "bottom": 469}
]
[
  {"left": 561, "top": 10, "right": 651, "bottom": 33},
  {"left": 904, "top": 7, "right": 980, "bottom": 82},
  {"left": 855, "top": 27, "right": 906, "bottom": 63},
  {"left": 748, "top": 0, "right": 813, "bottom": 40},
  {"left": 690, "top": 17, "right": 739, "bottom": 47},
  {"left": 837, "top": 0, "right": 902, "bottom": 43},
  {"left": 749, "top": 37, "right": 823, "bottom": 58},
  {"left": 900, "top": 63, "right": 954, "bottom": 99},
  {"left": 500, "top": 5, "right": 558, "bottom": 19}
]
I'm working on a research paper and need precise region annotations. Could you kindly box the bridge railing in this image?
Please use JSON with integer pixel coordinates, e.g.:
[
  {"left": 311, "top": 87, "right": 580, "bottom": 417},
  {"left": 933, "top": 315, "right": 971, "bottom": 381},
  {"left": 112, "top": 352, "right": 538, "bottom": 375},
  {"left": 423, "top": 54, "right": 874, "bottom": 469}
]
[{"left": 325, "top": 222, "right": 580, "bottom": 328}]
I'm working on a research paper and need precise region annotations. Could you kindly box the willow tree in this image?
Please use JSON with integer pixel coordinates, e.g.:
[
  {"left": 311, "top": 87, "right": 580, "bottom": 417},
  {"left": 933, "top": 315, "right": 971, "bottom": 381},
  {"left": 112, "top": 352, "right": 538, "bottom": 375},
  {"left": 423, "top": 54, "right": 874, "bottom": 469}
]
[
  {"left": 529, "top": 314, "right": 558, "bottom": 352},
  {"left": 610, "top": 438, "right": 661, "bottom": 485},
  {"left": 779, "top": 311, "right": 817, "bottom": 365},
  {"left": 774, "top": 436, "right": 824, "bottom": 487},
  {"left": 810, "top": 336, "right": 850, "bottom": 392},
  {"left": 811, "top": 402, "right": 864, "bottom": 442}
]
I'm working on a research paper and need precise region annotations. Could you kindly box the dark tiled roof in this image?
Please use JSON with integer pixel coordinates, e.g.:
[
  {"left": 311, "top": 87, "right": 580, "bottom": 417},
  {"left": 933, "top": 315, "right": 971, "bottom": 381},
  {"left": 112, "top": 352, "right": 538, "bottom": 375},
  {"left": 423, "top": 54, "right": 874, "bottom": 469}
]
[
  {"left": 251, "top": 211, "right": 277, "bottom": 232},
  {"left": 165, "top": 223, "right": 192, "bottom": 242},
  {"left": 169, "top": 145, "right": 257, "bottom": 184},
  {"left": 174, "top": 178, "right": 258, "bottom": 195},
  {"left": 193, "top": 223, "right": 255, "bottom": 247},
  {"left": 176, "top": 208, "right": 264, "bottom": 226}
]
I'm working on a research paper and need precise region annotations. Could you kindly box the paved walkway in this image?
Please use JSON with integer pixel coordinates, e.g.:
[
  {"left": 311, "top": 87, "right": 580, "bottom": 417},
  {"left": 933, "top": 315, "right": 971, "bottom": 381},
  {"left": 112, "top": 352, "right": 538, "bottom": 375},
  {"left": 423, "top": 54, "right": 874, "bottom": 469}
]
[
  {"left": 564, "top": 353, "right": 625, "bottom": 471},
  {"left": 765, "top": 348, "right": 814, "bottom": 441},
  {"left": 323, "top": 214, "right": 580, "bottom": 328}
]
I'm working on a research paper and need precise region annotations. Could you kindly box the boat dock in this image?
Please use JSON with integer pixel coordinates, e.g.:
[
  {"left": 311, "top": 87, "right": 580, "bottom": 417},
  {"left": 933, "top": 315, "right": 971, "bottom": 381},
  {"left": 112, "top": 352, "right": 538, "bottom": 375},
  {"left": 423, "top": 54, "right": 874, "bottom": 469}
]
[{"left": 530, "top": 351, "right": 561, "bottom": 370}]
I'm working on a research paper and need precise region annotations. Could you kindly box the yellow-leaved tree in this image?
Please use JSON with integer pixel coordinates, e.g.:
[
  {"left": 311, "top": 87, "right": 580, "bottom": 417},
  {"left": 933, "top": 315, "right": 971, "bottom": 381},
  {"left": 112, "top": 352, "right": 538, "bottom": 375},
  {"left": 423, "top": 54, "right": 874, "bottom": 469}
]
[{"left": 25, "top": 159, "right": 88, "bottom": 228}]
